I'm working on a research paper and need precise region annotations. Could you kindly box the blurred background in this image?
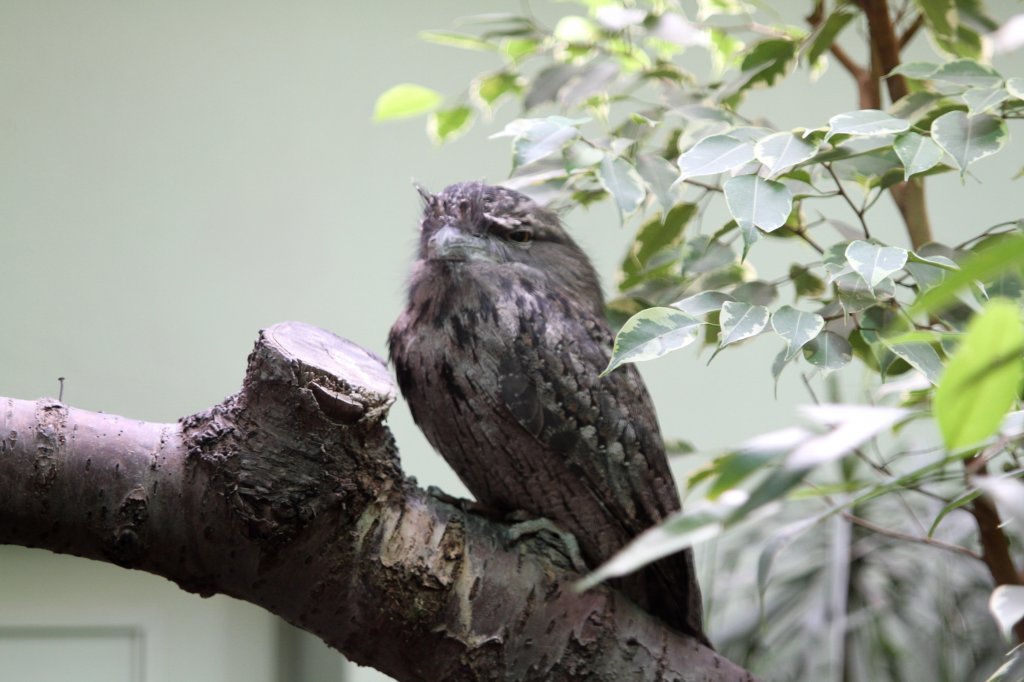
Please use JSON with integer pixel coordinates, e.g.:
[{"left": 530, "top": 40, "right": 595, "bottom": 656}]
[{"left": 1, "top": 2, "right": 1021, "bottom": 680}]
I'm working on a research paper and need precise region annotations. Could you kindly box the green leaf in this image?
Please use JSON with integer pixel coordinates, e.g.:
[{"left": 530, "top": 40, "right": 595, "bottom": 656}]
[
  {"left": 559, "top": 61, "right": 619, "bottom": 107},
  {"left": 672, "top": 291, "right": 734, "bottom": 316},
  {"left": 492, "top": 117, "right": 584, "bottom": 168},
  {"left": 501, "top": 37, "right": 539, "bottom": 61},
  {"left": 474, "top": 72, "right": 521, "bottom": 108},
  {"left": 707, "top": 28, "right": 745, "bottom": 76},
  {"left": 723, "top": 174, "right": 793, "bottom": 234},
  {"left": 756, "top": 517, "right": 819, "bottom": 595},
  {"left": 930, "top": 59, "right": 1003, "bottom": 90},
  {"left": 802, "top": 331, "right": 852, "bottom": 371},
  {"left": 554, "top": 15, "right": 599, "bottom": 43},
  {"left": 882, "top": 339, "right": 945, "bottom": 385},
  {"left": 835, "top": 271, "right": 895, "bottom": 314},
  {"left": 790, "top": 264, "right": 826, "bottom": 298},
  {"left": 621, "top": 204, "right": 695, "bottom": 283},
  {"left": 888, "top": 61, "right": 941, "bottom": 80},
  {"left": 719, "top": 301, "right": 770, "bottom": 346},
  {"left": 933, "top": 299, "right": 1024, "bottom": 450},
  {"left": 806, "top": 9, "right": 856, "bottom": 65},
  {"left": 733, "top": 280, "right": 778, "bottom": 307},
  {"left": 427, "top": 106, "right": 474, "bottom": 144},
  {"left": 599, "top": 156, "right": 646, "bottom": 217},
  {"left": 963, "top": 86, "right": 1010, "bottom": 115},
  {"left": 772, "top": 305, "right": 825, "bottom": 361},
  {"left": 737, "top": 39, "right": 797, "bottom": 90},
  {"left": 707, "top": 449, "right": 785, "bottom": 500},
  {"left": 418, "top": 30, "right": 495, "bottom": 51},
  {"left": 893, "top": 132, "right": 944, "bottom": 180},
  {"left": 914, "top": 0, "right": 957, "bottom": 41},
  {"left": 1008, "top": 77, "right": 1024, "bottom": 101},
  {"left": 786, "top": 404, "right": 908, "bottom": 469},
  {"left": 373, "top": 83, "right": 443, "bottom": 121},
  {"left": 523, "top": 64, "right": 578, "bottom": 110},
  {"left": 914, "top": 0, "right": 984, "bottom": 59},
  {"left": 989, "top": 585, "right": 1024, "bottom": 639},
  {"left": 753, "top": 132, "right": 819, "bottom": 177},
  {"left": 911, "top": 235, "right": 1024, "bottom": 315},
  {"left": 906, "top": 252, "right": 958, "bottom": 290},
  {"left": 604, "top": 307, "right": 703, "bottom": 374},
  {"left": 636, "top": 154, "right": 680, "bottom": 211},
  {"left": 676, "top": 135, "right": 755, "bottom": 180},
  {"left": 930, "top": 111, "right": 1008, "bottom": 174},
  {"left": 826, "top": 110, "right": 910, "bottom": 140},
  {"left": 845, "top": 240, "right": 909, "bottom": 289}
]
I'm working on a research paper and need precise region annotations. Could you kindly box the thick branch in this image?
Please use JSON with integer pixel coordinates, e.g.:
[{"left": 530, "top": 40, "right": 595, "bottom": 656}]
[
  {"left": 0, "top": 322, "right": 755, "bottom": 681},
  {"left": 858, "top": 0, "right": 933, "bottom": 248},
  {"left": 969, "top": 461, "right": 1024, "bottom": 643},
  {"left": 861, "top": 0, "right": 908, "bottom": 102}
]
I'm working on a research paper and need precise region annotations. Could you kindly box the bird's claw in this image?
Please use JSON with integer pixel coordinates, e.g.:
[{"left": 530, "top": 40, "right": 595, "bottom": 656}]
[
  {"left": 505, "top": 515, "right": 588, "bottom": 574},
  {"left": 426, "top": 487, "right": 505, "bottom": 519}
]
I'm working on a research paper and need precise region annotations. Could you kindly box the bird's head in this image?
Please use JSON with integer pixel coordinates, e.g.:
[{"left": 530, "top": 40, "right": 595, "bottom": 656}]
[{"left": 416, "top": 182, "right": 603, "bottom": 313}]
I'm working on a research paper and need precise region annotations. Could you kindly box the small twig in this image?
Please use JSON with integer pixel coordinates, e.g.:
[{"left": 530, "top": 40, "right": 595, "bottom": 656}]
[
  {"left": 841, "top": 512, "right": 981, "bottom": 560},
  {"left": 795, "top": 229, "right": 825, "bottom": 254},
  {"left": 898, "top": 14, "right": 924, "bottom": 48},
  {"left": 801, "top": 373, "right": 821, "bottom": 404},
  {"left": 57, "top": 377, "right": 65, "bottom": 402},
  {"left": 681, "top": 178, "right": 722, "bottom": 193},
  {"left": 825, "top": 164, "right": 871, "bottom": 239},
  {"left": 955, "top": 221, "right": 1022, "bottom": 250}
]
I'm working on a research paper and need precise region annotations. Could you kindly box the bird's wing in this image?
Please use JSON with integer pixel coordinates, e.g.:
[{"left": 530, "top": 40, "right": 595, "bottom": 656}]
[
  {"left": 493, "top": 292, "right": 707, "bottom": 642},
  {"left": 494, "top": 292, "right": 682, "bottom": 539}
]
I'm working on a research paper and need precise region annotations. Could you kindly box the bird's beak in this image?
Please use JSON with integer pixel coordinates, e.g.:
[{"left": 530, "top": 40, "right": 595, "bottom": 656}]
[{"left": 427, "top": 225, "right": 489, "bottom": 262}]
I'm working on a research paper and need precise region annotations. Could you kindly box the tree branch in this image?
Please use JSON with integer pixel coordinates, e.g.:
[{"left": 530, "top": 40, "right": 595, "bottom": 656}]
[
  {"left": 861, "top": 0, "right": 908, "bottom": 102},
  {"left": 899, "top": 14, "right": 924, "bottom": 48},
  {"left": 968, "top": 459, "right": 1024, "bottom": 643},
  {"left": 805, "top": 2, "right": 874, "bottom": 101},
  {"left": 858, "top": 0, "right": 934, "bottom": 248},
  {"left": 0, "top": 322, "right": 756, "bottom": 681}
]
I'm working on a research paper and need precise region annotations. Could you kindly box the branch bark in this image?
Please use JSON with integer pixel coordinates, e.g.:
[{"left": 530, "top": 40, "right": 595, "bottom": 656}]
[
  {"left": 0, "top": 321, "right": 756, "bottom": 681},
  {"left": 859, "top": 0, "right": 934, "bottom": 249}
]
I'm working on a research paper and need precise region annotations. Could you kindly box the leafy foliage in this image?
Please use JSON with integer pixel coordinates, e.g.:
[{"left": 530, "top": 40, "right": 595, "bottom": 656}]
[{"left": 380, "top": 1, "right": 1024, "bottom": 678}]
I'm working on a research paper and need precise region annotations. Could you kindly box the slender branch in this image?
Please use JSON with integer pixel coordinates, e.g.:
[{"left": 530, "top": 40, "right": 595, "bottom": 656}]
[
  {"left": 899, "top": 14, "right": 924, "bottom": 48},
  {"left": 795, "top": 228, "right": 825, "bottom": 254},
  {"left": 825, "top": 164, "right": 871, "bottom": 239},
  {"left": 682, "top": 178, "right": 723, "bottom": 193},
  {"left": 831, "top": 43, "right": 868, "bottom": 81},
  {"left": 841, "top": 512, "right": 981, "bottom": 560},
  {"left": 955, "top": 221, "right": 1022, "bottom": 249},
  {"left": 805, "top": 2, "right": 872, "bottom": 93}
]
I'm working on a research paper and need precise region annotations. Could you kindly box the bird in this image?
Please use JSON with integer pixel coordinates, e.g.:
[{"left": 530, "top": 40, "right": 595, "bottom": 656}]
[{"left": 388, "top": 181, "right": 708, "bottom": 646}]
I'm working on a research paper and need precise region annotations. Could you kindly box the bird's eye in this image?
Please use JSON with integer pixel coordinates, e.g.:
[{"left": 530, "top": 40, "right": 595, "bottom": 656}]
[{"left": 507, "top": 229, "right": 533, "bottom": 243}]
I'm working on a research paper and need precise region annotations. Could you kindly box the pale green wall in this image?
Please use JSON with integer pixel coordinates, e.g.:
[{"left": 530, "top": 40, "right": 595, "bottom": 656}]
[{"left": 1, "top": 2, "right": 1021, "bottom": 681}]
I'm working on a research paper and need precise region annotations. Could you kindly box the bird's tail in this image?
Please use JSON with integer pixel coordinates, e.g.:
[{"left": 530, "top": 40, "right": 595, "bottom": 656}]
[{"left": 616, "top": 548, "right": 711, "bottom": 648}]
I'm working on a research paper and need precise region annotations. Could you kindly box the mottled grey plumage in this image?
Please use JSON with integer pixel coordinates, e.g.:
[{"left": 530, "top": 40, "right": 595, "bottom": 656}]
[{"left": 388, "top": 182, "right": 707, "bottom": 645}]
